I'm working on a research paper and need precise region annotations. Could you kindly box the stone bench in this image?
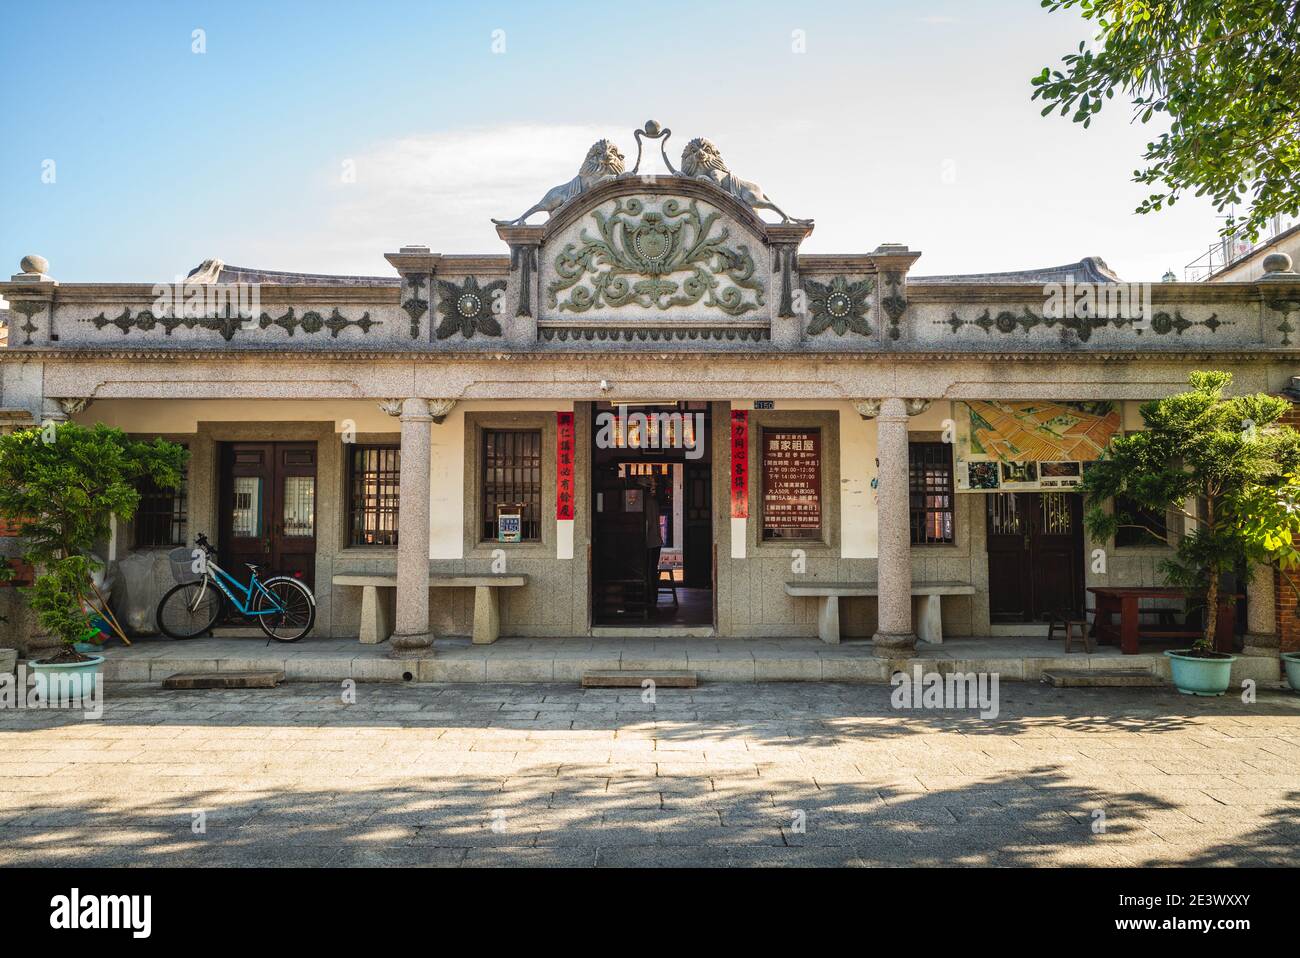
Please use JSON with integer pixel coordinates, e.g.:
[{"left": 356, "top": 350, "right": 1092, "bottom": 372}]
[
  {"left": 332, "top": 573, "right": 528, "bottom": 646},
  {"left": 783, "top": 580, "right": 976, "bottom": 645}
]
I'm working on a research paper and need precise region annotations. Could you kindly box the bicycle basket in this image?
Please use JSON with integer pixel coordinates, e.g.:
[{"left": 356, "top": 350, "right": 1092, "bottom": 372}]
[{"left": 168, "top": 547, "right": 202, "bottom": 585}]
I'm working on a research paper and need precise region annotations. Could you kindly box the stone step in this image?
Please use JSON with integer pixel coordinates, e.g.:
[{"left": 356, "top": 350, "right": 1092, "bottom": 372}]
[
  {"left": 1040, "top": 668, "right": 1162, "bottom": 688},
  {"left": 581, "top": 670, "right": 697, "bottom": 689},
  {"left": 162, "top": 670, "right": 286, "bottom": 689}
]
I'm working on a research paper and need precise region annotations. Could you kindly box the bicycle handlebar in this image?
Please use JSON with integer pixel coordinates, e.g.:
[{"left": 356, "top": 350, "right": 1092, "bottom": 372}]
[{"left": 194, "top": 533, "right": 217, "bottom": 555}]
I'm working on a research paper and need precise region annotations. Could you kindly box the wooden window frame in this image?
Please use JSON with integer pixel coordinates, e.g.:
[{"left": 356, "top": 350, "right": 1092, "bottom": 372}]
[
  {"left": 480, "top": 428, "right": 544, "bottom": 543},
  {"left": 134, "top": 445, "right": 189, "bottom": 548},
  {"left": 908, "top": 441, "right": 955, "bottom": 545},
  {"left": 347, "top": 444, "right": 401, "bottom": 547}
]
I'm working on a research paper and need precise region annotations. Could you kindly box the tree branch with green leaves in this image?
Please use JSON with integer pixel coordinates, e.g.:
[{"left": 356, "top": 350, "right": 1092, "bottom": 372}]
[{"left": 1032, "top": 0, "right": 1300, "bottom": 240}]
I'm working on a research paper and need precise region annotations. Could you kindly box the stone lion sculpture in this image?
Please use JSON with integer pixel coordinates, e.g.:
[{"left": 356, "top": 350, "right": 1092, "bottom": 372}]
[
  {"left": 679, "top": 137, "right": 808, "bottom": 224},
  {"left": 492, "top": 139, "right": 626, "bottom": 225}
]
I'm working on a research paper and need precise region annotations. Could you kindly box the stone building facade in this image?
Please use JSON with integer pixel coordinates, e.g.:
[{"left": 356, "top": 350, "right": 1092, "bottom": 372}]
[{"left": 2, "top": 123, "right": 1298, "bottom": 656}]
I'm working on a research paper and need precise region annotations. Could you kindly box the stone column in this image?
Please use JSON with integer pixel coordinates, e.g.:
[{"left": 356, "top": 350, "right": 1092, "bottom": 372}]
[
  {"left": 1242, "top": 561, "right": 1278, "bottom": 656},
  {"left": 872, "top": 397, "right": 917, "bottom": 654},
  {"left": 389, "top": 397, "right": 434, "bottom": 658}
]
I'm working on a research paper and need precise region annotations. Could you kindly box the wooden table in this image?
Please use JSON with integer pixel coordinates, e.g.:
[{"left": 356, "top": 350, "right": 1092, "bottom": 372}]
[{"left": 1087, "top": 586, "right": 1236, "bottom": 654}]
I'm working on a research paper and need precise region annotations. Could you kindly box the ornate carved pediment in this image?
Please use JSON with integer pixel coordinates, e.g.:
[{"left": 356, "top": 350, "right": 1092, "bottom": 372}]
[
  {"left": 487, "top": 123, "right": 817, "bottom": 335},
  {"left": 544, "top": 196, "right": 766, "bottom": 318}
]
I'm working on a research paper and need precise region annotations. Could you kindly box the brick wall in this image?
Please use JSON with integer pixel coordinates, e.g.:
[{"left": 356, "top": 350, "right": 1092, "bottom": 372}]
[{"left": 1277, "top": 402, "right": 1300, "bottom": 653}]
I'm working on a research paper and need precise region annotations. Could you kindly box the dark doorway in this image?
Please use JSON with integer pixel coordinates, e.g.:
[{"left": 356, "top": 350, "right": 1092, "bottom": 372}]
[
  {"left": 986, "top": 491, "right": 1084, "bottom": 622},
  {"left": 219, "top": 442, "right": 318, "bottom": 587},
  {"left": 591, "top": 402, "right": 713, "bottom": 626}
]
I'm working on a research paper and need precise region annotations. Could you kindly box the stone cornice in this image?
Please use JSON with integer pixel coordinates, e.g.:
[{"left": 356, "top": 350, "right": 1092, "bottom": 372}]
[
  {"left": 907, "top": 281, "right": 1277, "bottom": 306},
  {"left": 8, "top": 284, "right": 401, "bottom": 306},
  {"left": 796, "top": 255, "right": 880, "bottom": 273},
  {"left": 5, "top": 347, "right": 1297, "bottom": 364},
  {"left": 433, "top": 255, "right": 510, "bottom": 275}
]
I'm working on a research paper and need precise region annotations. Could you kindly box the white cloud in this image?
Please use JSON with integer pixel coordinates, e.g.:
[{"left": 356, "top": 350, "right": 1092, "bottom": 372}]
[
  {"left": 207, "top": 116, "right": 1222, "bottom": 284},
  {"left": 234, "top": 124, "right": 617, "bottom": 275}
]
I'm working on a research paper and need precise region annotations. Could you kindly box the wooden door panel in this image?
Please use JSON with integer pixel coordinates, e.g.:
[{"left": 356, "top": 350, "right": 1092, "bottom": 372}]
[
  {"left": 219, "top": 441, "right": 317, "bottom": 591},
  {"left": 986, "top": 493, "right": 1030, "bottom": 622},
  {"left": 683, "top": 462, "right": 712, "bottom": 588},
  {"left": 274, "top": 443, "right": 317, "bottom": 587},
  {"left": 220, "top": 443, "right": 274, "bottom": 577},
  {"left": 1029, "top": 492, "right": 1083, "bottom": 618}
]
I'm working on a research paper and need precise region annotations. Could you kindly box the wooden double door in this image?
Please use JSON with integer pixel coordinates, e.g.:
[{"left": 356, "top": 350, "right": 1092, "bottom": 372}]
[
  {"left": 986, "top": 491, "right": 1084, "bottom": 622},
  {"left": 218, "top": 442, "right": 318, "bottom": 587}
]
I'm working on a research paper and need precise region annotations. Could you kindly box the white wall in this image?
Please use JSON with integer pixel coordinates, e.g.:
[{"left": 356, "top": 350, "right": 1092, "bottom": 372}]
[{"left": 429, "top": 400, "right": 573, "bottom": 560}]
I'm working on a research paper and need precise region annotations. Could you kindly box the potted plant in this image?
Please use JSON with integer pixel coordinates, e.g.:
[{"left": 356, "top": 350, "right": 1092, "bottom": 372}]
[
  {"left": 0, "top": 422, "right": 186, "bottom": 693},
  {"left": 1283, "top": 651, "right": 1300, "bottom": 693},
  {"left": 1081, "top": 371, "right": 1300, "bottom": 696}
]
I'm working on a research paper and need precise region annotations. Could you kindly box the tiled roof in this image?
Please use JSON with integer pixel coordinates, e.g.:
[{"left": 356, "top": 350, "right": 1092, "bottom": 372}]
[
  {"left": 188, "top": 255, "right": 1122, "bottom": 288},
  {"left": 187, "top": 261, "right": 399, "bottom": 287},
  {"left": 911, "top": 256, "right": 1122, "bottom": 284}
]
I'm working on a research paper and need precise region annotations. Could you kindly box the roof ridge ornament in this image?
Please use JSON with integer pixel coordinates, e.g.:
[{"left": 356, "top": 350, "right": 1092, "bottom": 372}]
[
  {"left": 490, "top": 121, "right": 810, "bottom": 227},
  {"left": 630, "top": 120, "right": 678, "bottom": 176},
  {"left": 491, "top": 139, "right": 626, "bottom": 226},
  {"left": 679, "top": 136, "right": 810, "bottom": 225}
]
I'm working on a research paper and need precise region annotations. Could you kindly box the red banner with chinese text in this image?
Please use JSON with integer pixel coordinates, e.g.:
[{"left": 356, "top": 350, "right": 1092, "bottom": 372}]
[
  {"left": 730, "top": 410, "right": 749, "bottom": 518},
  {"left": 556, "top": 411, "right": 575, "bottom": 520}
]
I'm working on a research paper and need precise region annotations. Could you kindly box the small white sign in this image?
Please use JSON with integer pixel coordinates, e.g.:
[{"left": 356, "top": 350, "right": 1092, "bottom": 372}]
[{"left": 497, "top": 512, "right": 521, "bottom": 543}]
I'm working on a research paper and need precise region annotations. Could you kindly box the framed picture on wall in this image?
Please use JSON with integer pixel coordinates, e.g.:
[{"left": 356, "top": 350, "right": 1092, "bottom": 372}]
[
  {"left": 1000, "top": 460, "right": 1039, "bottom": 485},
  {"left": 966, "top": 461, "right": 1000, "bottom": 490},
  {"left": 623, "top": 488, "right": 644, "bottom": 513}
]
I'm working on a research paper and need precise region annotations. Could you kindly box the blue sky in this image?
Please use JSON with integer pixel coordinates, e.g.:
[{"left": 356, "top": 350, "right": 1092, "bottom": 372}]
[{"left": 2, "top": 0, "right": 1230, "bottom": 283}]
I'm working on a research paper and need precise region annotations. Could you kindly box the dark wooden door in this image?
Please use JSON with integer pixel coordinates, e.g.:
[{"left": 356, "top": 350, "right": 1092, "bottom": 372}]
[
  {"left": 986, "top": 491, "right": 1083, "bottom": 622},
  {"left": 591, "top": 465, "right": 651, "bottom": 622},
  {"left": 219, "top": 442, "right": 317, "bottom": 588},
  {"left": 986, "top": 492, "right": 1032, "bottom": 622},
  {"left": 683, "top": 462, "right": 712, "bottom": 588}
]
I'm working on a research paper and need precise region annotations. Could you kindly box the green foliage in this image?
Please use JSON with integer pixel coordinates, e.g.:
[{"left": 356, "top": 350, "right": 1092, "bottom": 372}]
[
  {"left": 0, "top": 422, "right": 188, "bottom": 647},
  {"left": 1081, "top": 371, "right": 1300, "bottom": 649},
  {"left": 0, "top": 556, "right": 13, "bottom": 627},
  {"left": 24, "top": 556, "right": 95, "bottom": 646},
  {"left": 1032, "top": 1, "right": 1300, "bottom": 240}
]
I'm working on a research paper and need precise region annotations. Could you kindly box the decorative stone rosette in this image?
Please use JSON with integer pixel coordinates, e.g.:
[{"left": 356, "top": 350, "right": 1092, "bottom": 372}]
[
  {"left": 435, "top": 276, "right": 507, "bottom": 339},
  {"left": 802, "top": 275, "right": 874, "bottom": 336}
]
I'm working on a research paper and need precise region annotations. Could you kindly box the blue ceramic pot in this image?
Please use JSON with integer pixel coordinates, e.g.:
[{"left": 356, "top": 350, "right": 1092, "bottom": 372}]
[{"left": 1165, "top": 650, "right": 1237, "bottom": 697}]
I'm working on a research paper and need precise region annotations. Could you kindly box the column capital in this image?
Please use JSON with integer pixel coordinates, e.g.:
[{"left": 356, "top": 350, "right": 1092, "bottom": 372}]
[
  {"left": 50, "top": 397, "right": 92, "bottom": 418},
  {"left": 854, "top": 398, "right": 931, "bottom": 421},
  {"left": 852, "top": 399, "right": 882, "bottom": 420},
  {"left": 379, "top": 398, "right": 456, "bottom": 423}
]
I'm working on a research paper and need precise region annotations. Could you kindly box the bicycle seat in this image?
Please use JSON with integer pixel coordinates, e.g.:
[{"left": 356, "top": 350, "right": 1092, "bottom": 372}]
[{"left": 244, "top": 562, "right": 261, "bottom": 573}]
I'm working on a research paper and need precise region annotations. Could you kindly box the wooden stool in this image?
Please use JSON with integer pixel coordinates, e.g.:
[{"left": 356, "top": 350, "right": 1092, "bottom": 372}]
[
  {"left": 1049, "top": 609, "right": 1093, "bottom": 653},
  {"left": 656, "top": 566, "right": 679, "bottom": 608}
]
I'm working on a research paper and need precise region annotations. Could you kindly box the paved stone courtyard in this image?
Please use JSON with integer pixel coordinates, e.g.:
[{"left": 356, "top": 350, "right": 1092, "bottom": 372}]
[{"left": 1, "top": 681, "right": 1297, "bottom": 867}]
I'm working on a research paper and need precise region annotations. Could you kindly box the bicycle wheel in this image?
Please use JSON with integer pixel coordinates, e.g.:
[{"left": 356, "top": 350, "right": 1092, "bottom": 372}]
[
  {"left": 156, "top": 580, "right": 223, "bottom": 639},
  {"left": 252, "top": 576, "right": 317, "bottom": 642}
]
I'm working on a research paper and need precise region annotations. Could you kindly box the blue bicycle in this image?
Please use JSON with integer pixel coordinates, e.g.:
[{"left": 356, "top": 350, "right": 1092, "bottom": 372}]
[{"left": 155, "top": 533, "right": 316, "bottom": 642}]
